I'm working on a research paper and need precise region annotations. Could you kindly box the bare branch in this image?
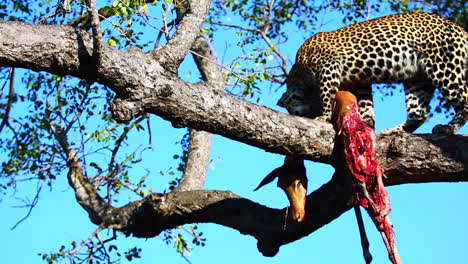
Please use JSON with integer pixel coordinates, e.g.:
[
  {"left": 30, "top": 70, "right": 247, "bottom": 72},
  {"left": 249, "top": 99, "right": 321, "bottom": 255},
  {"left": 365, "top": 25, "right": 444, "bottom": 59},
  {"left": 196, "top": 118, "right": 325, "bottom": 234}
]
[
  {"left": 68, "top": 226, "right": 105, "bottom": 257},
  {"left": 175, "top": 33, "right": 227, "bottom": 192},
  {"left": 208, "top": 20, "right": 257, "bottom": 32},
  {"left": 87, "top": 0, "right": 103, "bottom": 78},
  {"left": 259, "top": 31, "right": 289, "bottom": 75},
  {"left": 169, "top": 4, "right": 222, "bottom": 192},
  {"left": 377, "top": 134, "right": 468, "bottom": 185},
  {"left": 0, "top": 67, "right": 14, "bottom": 133},
  {"left": 48, "top": 122, "right": 114, "bottom": 226},
  {"left": 154, "top": 0, "right": 212, "bottom": 70},
  {"left": 110, "top": 170, "right": 356, "bottom": 257},
  {"left": 10, "top": 177, "right": 45, "bottom": 230},
  {"left": 108, "top": 116, "right": 146, "bottom": 170}
]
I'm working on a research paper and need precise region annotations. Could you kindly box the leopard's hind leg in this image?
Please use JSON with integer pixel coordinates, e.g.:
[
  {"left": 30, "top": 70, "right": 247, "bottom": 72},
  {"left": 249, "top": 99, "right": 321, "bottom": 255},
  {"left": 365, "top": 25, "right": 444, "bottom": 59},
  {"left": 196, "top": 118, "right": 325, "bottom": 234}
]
[
  {"left": 381, "top": 77, "right": 435, "bottom": 135},
  {"left": 426, "top": 50, "right": 467, "bottom": 134}
]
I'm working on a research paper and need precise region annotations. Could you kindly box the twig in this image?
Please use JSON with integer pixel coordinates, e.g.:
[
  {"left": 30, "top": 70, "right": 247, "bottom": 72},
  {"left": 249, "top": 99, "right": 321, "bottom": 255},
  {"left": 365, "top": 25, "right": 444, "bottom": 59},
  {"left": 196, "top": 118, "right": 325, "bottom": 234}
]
[
  {"left": 188, "top": 50, "right": 248, "bottom": 82},
  {"left": 10, "top": 177, "right": 45, "bottom": 230},
  {"left": 208, "top": 20, "right": 257, "bottom": 32},
  {"left": 209, "top": 20, "right": 290, "bottom": 76},
  {"left": 366, "top": 0, "right": 372, "bottom": 20},
  {"left": 181, "top": 225, "right": 206, "bottom": 241},
  {"left": 68, "top": 226, "right": 105, "bottom": 257},
  {"left": 318, "top": 0, "right": 330, "bottom": 32},
  {"left": 146, "top": 115, "right": 153, "bottom": 148},
  {"left": 64, "top": 83, "right": 92, "bottom": 134},
  {"left": 108, "top": 115, "right": 146, "bottom": 170},
  {"left": 37, "top": 0, "right": 73, "bottom": 24},
  {"left": 0, "top": 67, "right": 15, "bottom": 133},
  {"left": 153, "top": 2, "right": 175, "bottom": 48},
  {"left": 259, "top": 32, "right": 289, "bottom": 75}
]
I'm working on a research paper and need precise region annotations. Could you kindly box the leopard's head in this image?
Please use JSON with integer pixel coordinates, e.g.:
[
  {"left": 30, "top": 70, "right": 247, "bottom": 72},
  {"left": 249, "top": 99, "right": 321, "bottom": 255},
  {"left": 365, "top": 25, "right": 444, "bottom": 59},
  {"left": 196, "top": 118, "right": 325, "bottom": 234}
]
[{"left": 278, "top": 63, "right": 322, "bottom": 118}]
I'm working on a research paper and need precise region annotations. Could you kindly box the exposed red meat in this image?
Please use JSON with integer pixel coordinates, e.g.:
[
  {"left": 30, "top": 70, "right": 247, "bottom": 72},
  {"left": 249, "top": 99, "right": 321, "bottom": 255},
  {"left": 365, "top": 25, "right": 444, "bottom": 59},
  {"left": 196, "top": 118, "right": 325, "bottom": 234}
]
[{"left": 340, "top": 99, "right": 402, "bottom": 264}]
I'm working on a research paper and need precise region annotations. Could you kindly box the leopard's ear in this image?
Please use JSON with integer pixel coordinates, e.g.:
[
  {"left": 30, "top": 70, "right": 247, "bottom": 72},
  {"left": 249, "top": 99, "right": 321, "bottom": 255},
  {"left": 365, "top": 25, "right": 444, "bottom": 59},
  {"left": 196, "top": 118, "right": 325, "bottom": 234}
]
[
  {"left": 277, "top": 93, "right": 288, "bottom": 108},
  {"left": 278, "top": 64, "right": 300, "bottom": 107},
  {"left": 253, "top": 167, "right": 283, "bottom": 191}
]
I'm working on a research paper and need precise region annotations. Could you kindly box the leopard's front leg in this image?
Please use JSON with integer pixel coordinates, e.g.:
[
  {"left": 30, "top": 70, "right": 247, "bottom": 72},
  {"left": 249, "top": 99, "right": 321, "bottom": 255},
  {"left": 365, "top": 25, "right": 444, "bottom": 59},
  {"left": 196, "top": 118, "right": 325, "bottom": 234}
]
[{"left": 315, "top": 74, "right": 340, "bottom": 123}]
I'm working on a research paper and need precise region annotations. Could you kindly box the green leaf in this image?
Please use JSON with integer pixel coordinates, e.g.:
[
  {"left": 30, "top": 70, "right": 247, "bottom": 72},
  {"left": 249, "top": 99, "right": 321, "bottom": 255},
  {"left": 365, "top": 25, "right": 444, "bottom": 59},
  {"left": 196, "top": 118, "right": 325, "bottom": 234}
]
[
  {"left": 107, "top": 37, "right": 119, "bottom": 47},
  {"left": 201, "top": 27, "right": 210, "bottom": 34}
]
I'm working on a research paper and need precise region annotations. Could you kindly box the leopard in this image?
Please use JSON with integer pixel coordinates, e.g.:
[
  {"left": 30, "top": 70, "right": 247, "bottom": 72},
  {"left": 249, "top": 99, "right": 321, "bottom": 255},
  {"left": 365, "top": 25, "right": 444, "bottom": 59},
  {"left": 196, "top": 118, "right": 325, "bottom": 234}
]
[{"left": 279, "top": 12, "right": 467, "bottom": 135}]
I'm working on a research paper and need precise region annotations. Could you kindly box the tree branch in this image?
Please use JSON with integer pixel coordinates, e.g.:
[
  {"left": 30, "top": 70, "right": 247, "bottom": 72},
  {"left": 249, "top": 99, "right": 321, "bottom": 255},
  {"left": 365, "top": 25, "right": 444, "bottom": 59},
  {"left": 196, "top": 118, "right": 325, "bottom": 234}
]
[
  {"left": 87, "top": 0, "right": 103, "bottom": 78},
  {"left": 175, "top": 129, "right": 212, "bottom": 191},
  {"left": 0, "top": 20, "right": 336, "bottom": 161},
  {"left": 154, "top": 0, "right": 211, "bottom": 71},
  {"left": 48, "top": 122, "right": 114, "bottom": 226},
  {"left": 173, "top": 5, "right": 224, "bottom": 192},
  {"left": 115, "top": 171, "right": 354, "bottom": 257},
  {"left": 0, "top": 20, "right": 465, "bottom": 171},
  {"left": 175, "top": 33, "right": 227, "bottom": 192},
  {"left": 0, "top": 67, "right": 15, "bottom": 133},
  {"left": 376, "top": 133, "right": 468, "bottom": 185}
]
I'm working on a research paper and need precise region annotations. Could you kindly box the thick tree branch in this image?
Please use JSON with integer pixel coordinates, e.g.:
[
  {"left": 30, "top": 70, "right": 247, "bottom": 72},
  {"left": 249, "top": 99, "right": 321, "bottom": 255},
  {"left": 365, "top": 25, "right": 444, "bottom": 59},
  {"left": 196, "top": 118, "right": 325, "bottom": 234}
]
[
  {"left": 175, "top": 129, "right": 212, "bottom": 191},
  {"left": 0, "top": 20, "right": 465, "bottom": 171},
  {"left": 376, "top": 133, "right": 468, "bottom": 185},
  {"left": 116, "top": 172, "right": 354, "bottom": 257},
  {"left": 0, "top": 20, "right": 336, "bottom": 162}
]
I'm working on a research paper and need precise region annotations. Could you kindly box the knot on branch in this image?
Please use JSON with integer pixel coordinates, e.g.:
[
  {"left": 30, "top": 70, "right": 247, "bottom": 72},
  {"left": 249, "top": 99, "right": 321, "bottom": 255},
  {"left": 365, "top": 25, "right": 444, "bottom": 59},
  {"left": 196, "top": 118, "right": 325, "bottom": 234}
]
[
  {"left": 118, "top": 194, "right": 168, "bottom": 238},
  {"left": 384, "top": 134, "right": 407, "bottom": 158},
  {"left": 111, "top": 98, "right": 141, "bottom": 123}
]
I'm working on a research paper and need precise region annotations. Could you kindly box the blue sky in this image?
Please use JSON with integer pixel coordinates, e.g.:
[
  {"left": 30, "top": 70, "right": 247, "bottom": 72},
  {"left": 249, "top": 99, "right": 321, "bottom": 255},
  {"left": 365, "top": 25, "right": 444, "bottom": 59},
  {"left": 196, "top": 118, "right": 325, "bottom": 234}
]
[{"left": 1, "top": 2, "right": 468, "bottom": 264}]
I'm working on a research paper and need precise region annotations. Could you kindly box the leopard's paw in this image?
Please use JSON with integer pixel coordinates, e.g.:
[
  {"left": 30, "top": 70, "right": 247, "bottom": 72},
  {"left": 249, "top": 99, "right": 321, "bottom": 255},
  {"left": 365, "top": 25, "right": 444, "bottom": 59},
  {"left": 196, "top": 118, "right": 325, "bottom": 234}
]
[
  {"left": 312, "top": 115, "right": 331, "bottom": 123},
  {"left": 432, "top": 125, "right": 454, "bottom": 135},
  {"left": 380, "top": 126, "right": 405, "bottom": 136}
]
